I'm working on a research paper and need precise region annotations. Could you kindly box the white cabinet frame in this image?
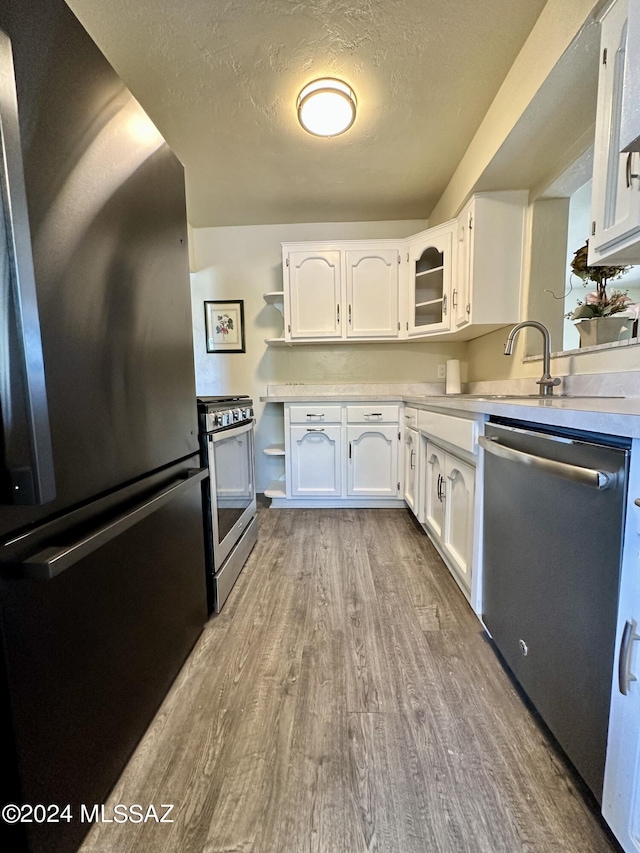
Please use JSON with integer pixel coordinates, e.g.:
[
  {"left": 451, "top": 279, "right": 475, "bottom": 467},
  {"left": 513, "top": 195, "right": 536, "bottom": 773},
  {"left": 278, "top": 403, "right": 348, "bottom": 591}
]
[
  {"left": 282, "top": 241, "right": 403, "bottom": 343},
  {"left": 345, "top": 248, "right": 400, "bottom": 338},
  {"left": 602, "top": 436, "right": 640, "bottom": 853},
  {"left": 289, "top": 425, "right": 342, "bottom": 497},
  {"left": 347, "top": 424, "right": 399, "bottom": 498},
  {"left": 278, "top": 402, "right": 405, "bottom": 509},
  {"left": 287, "top": 250, "right": 342, "bottom": 339},
  {"left": 590, "top": 0, "right": 640, "bottom": 265}
]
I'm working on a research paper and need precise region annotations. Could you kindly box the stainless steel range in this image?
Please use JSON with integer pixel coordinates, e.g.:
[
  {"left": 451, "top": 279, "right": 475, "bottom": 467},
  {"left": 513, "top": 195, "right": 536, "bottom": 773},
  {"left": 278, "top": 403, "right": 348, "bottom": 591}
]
[{"left": 198, "top": 396, "right": 258, "bottom": 613}]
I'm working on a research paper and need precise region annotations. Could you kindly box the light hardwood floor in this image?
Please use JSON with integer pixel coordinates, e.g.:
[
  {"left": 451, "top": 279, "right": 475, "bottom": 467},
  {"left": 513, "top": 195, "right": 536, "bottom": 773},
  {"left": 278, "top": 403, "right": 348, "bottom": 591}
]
[{"left": 80, "top": 508, "right": 620, "bottom": 852}]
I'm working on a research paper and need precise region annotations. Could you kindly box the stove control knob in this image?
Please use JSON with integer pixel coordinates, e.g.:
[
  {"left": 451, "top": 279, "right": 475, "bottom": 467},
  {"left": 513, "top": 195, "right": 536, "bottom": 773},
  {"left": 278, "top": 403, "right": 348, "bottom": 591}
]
[{"left": 233, "top": 409, "right": 241, "bottom": 421}]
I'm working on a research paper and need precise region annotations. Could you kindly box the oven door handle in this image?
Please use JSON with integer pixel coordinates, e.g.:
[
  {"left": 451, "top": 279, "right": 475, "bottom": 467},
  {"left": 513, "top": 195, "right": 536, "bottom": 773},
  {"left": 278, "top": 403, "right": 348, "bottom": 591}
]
[
  {"left": 479, "top": 436, "right": 617, "bottom": 490},
  {"left": 208, "top": 420, "right": 254, "bottom": 442},
  {"left": 19, "top": 468, "right": 208, "bottom": 579}
]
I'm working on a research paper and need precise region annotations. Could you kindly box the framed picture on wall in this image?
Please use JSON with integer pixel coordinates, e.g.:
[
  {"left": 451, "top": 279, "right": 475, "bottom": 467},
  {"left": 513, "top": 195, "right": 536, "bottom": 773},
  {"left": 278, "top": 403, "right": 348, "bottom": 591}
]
[{"left": 204, "top": 300, "right": 246, "bottom": 353}]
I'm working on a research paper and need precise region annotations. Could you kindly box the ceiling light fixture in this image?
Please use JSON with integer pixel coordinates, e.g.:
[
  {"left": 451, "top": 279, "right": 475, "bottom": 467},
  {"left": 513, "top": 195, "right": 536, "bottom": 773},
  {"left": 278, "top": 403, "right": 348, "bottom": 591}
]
[{"left": 297, "top": 78, "right": 357, "bottom": 138}]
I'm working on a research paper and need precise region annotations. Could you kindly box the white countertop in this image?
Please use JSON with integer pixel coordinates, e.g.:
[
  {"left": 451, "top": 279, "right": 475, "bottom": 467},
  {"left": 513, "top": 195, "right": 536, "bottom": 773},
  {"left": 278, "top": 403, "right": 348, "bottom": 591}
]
[
  {"left": 403, "top": 395, "right": 640, "bottom": 439},
  {"left": 261, "top": 386, "right": 640, "bottom": 439}
]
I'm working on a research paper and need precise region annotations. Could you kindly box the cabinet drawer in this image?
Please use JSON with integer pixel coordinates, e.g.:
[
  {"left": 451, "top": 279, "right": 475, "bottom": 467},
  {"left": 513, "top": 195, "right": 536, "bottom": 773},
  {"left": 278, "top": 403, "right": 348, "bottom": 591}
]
[
  {"left": 288, "top": 405, "right": 342, "bottom": 424},
  {"left": 404, "top": 407, "right": 418, "bottom": 429},
  {"left": 346, "top": 404, "right": 399, "bottom": 423},
  {"left": 418, "top": 409, "right": 478, "bottom": 454}
]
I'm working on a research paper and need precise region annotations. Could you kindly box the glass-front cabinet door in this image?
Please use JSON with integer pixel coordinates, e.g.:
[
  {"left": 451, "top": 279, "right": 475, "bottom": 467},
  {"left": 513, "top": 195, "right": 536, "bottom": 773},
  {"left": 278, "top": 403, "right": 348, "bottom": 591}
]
[{"left": 407, "top": 222, "right": 453, "bottom": 336}]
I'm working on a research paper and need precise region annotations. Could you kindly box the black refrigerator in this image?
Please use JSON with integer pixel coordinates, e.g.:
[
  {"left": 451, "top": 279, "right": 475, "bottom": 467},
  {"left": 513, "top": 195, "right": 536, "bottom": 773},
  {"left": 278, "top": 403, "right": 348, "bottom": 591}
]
[{"left": 0, "top": 1, "right": 208, "bottom": 850}]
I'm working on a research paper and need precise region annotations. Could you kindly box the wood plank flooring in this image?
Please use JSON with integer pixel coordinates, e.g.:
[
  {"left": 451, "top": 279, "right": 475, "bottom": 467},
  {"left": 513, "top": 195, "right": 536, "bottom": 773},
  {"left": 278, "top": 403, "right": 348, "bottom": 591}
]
[{"left": 80, "top": 508, "right": 619, "bottom": 853}]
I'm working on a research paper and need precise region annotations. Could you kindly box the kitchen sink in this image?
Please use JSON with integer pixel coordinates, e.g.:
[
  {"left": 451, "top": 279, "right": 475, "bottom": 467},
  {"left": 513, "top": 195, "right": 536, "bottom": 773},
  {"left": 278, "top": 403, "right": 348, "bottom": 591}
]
[{"left": 456, "top": 394, "right": 624, "bottom": 400}]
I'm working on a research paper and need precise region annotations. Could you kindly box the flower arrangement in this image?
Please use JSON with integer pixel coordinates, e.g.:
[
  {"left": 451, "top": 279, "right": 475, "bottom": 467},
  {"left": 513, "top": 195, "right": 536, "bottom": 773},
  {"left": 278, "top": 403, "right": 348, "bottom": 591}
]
[
  {"left": 215, "top": 313, "right": 234, "bottom": 336},
  {"left": 566, "top": 241, "right": 632, "bottom": 320}
]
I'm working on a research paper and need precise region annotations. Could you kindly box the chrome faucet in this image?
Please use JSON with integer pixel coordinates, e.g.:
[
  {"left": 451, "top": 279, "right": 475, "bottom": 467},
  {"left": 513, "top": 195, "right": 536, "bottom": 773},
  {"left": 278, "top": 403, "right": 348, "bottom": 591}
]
[{"left": 504, "top": 321, "right": 561, "bottom": 396}]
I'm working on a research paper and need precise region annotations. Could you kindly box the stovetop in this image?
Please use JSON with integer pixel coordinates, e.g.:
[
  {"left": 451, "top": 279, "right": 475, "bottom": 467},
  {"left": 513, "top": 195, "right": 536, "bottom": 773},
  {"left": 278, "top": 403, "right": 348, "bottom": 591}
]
[
  {"left": 197, "top": 396, "right": 254, "bottom": 431},
  {"left": 197, "top": 395, "right": 251, "bottom": 410}
]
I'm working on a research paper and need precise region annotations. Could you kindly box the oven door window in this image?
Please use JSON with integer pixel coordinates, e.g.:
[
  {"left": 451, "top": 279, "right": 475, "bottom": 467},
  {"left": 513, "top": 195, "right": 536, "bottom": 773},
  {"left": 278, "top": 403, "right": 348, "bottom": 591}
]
[{"left": 211, "top": 428, "right": 254, "bottom": 542}]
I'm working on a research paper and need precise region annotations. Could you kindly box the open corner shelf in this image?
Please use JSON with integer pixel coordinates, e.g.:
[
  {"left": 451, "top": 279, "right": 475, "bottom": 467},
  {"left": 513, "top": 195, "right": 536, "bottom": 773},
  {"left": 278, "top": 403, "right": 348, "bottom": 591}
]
[
  {"left": 264, "top": 478, "right": 286, "bottom": 499},
  {"left": 263, "top": 444, "right": 285, "bottom": 456}
]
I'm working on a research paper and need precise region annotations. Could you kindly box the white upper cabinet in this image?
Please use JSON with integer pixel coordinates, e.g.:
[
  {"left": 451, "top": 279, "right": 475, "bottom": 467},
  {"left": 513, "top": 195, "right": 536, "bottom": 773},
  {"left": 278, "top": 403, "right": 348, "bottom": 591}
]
[
  {"left": 345, "top": 248, "right": 400, "bottom": 337},
  {"left": 620, "top": 0, "right": 640, "bottom": 152},
  {"left": 407, "top": 222, "right": 454, "bottom": 336},
  {"left": 454, "top": 207, "right": 472, "bottom": 329},
  {"left": 454, "top": 191, "right": 527, "bottom": 331},
  {"left": 590, "top": 0, "right": 640, "bottom": 265},
  {"left": 282, "top": 242, "right": 402, "bottom": 341},
  {"left": 287, "top": 249, "right": 342, "bottom": 339},
  {"left": 278, "top": 193, "right": 526, "bottom": 345}
]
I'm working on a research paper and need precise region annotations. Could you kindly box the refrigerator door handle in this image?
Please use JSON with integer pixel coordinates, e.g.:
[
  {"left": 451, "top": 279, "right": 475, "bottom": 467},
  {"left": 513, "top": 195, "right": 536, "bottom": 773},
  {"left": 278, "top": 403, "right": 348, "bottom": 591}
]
[
  {"left": 20, "top": 468, "right": 208, "bottom": 579},
  {"left": 0, "top": 28, "right": 56, "bottom": 505}
]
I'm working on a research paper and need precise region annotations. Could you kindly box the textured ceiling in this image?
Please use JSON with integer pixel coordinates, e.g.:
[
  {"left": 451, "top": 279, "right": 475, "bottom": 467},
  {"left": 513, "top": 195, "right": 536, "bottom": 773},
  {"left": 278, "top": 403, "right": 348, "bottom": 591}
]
[{"left": 66, "top": 0, "right": 549, "bottom": 227}]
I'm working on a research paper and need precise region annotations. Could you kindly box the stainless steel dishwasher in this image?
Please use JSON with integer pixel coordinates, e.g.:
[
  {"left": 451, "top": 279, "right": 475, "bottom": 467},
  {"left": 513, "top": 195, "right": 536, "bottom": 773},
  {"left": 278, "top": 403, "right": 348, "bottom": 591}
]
[{"left": 480, "top": 418, "right": 630, "bottom": 803}]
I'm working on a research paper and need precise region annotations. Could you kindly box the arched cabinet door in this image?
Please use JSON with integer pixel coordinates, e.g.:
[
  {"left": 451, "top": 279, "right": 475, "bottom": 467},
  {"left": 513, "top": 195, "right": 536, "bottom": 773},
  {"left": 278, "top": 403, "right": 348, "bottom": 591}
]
[
  {"left": 442, "top": 455, "right": 475, "bottom": 591},
  {"left": 424, "top": 442, "right": 445, "bottom": 539},
  {"left": 406, "top": 223, "right": 453, "bottom": 336},
  {"left": 345, "top": 248, "right": 399, "bottom": 338},
  {"left": 290, "top": 425, "right": 342, "bottom": 496},
  {"left": 347, "top": 425, "right": 399, "bottom": 497},
  {"left": 404, "top": 428, "right": 420, "bottom": 515},
  {"left": 287, "top": 250, "right": 342, "bottom": 338}
]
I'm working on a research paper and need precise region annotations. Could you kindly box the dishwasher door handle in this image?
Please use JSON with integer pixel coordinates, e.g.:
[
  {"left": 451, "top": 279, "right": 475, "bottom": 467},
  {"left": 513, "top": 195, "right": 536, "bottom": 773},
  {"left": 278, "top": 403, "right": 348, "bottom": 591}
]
[{"left": 479, "top": 436, "right": 617, "bottom": 490}]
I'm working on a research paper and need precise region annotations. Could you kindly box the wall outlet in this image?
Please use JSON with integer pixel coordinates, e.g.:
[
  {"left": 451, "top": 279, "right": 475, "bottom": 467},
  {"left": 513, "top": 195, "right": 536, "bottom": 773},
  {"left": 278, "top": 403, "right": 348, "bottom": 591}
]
[{"left": 437, "top": 364, "right": 446, "bottom": 379}]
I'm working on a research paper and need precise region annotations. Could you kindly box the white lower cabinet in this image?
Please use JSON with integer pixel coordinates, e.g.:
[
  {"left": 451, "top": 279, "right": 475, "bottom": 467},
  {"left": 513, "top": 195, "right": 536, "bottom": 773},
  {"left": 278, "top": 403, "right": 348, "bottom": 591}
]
[
  {"left": 404, "top": 427, "right": 420, "bottom": 516},
  {"left": 602, "top": 440, "right": 640, "bottom": 853},
  {"left": 424, "top": 443, "right": 446, "bottom": 538},
  {"left": 442, "top": 455, "right": 475, "bottom": 590},
  {"left": 347, "top": 424, "right": 399, "bottom": 497},
  {"left": 423, "top": 439, "right": 475, "bottom": 595},
  {"left": 290, "top": 425, "right": 342, "bottom": 497},
  {"left": 280, "top": 402, "right": 402, "bottom": 506}
]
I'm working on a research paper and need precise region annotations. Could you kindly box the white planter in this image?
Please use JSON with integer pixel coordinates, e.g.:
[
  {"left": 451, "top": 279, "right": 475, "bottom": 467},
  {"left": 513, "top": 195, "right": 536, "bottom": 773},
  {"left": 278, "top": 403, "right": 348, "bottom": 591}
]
[{"left": 575, "top": 316, "right": 631, "bottom": 347}]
